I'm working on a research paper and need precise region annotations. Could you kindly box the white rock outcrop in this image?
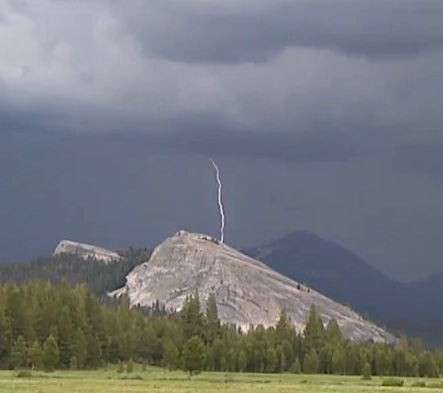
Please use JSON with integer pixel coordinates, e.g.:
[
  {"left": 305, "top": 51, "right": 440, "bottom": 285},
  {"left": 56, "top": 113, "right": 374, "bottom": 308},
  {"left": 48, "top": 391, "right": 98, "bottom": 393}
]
[
  {"left": 54, "top": 240, "right": 121, "bottom": 263},
  {"left": 112, "top": 231, "right": 395, "bottom": 343}
]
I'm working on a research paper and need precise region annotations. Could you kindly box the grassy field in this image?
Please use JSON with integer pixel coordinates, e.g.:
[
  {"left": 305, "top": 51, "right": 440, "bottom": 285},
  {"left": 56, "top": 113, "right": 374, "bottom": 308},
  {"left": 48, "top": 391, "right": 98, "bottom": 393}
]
[{"left": 1, "top": 368, "right": 443, "bottom": 393}]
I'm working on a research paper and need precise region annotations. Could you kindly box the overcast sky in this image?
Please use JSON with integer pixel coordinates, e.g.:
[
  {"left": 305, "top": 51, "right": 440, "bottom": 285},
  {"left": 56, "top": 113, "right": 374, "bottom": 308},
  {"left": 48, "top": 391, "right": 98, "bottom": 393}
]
[{"left": 1, "top": 0, "right": 443, "bottom": 282}]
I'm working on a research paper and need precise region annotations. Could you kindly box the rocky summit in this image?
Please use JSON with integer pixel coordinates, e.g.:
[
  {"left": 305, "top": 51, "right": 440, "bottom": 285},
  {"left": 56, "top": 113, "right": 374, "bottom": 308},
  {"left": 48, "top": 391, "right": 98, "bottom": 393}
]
[
  {"left": 112, "top": 231, "right": 395, "bottom": 343},
  {"left": 54, "top": 240, "right": 121, "bottom": 263}
]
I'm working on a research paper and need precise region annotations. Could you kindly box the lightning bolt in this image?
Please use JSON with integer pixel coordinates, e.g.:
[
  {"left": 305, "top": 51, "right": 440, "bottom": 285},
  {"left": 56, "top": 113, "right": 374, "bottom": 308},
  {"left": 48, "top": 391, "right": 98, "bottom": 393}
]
[{"left": 210, "top": 159, "right": 226, "bottom": 243}]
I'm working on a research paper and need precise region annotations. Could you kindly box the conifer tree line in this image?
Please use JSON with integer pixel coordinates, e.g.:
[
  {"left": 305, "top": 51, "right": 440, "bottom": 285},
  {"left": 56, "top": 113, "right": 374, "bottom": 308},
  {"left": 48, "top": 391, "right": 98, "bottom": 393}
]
[
  {"left": 0, "top": 248, "right": 152, "bottom": 297},
  {"left": 1, "top": 281, "right": 442, "bottom": 377}
]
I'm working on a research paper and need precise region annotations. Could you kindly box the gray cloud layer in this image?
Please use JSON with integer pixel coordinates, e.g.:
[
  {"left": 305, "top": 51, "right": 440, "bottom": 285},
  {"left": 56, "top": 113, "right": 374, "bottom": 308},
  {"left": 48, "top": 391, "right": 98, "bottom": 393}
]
[
  {"left": 118, "top": 0, "right": 443, "bottom": 62},
  {"left": 1, "top": 0, "right": 443, "bottom": 150},
  {"left": 1, "top": 0, "right": 443, "bottom": 280}
]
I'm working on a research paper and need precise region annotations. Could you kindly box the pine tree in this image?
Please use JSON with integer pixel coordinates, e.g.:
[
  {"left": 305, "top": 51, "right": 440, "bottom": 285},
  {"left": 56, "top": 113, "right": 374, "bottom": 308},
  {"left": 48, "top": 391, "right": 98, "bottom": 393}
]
[
  {"left": 74, "top": 328, "right": 87, "bottom": 368},
  {"left": 6, "top": 287, "right": 32, "bottom": 341},
  {"left": 204, "top": 348, "right": 215, "bottom": 371},
  {"left": 281, "top": 340, "right": 294, "bottom": 369},
  {"left": 58, "top": 307, "right": 74, "bottom": 367},
  {"left": 357, "top": 347, "right": 370, "bottom": 375},
  {"left": 162, "top": 339, "right": 179, "bottom": 370},
  {"left": 0, "top": 313, "right": 6, "bottom": 361},
  {"left": 326, "top": 318, "right": 343, "bottom": 344},
  {"left": 344, "top": 344, "right": 358, "bottom": 375},
  {"left": 419, "top": 352, "right": 439, "bottom": 378},
  {"left": 331, "top": 347, "right": 345, "bottom": 375},
  {"left": 266, "top": 347, "right": 278, "bottom": 373},
  {"left": 212, "top": 338, "right": 225, "bottom": 370},
  {"left": 238, "top": 350, "right": 247, "bottom": 372},
  {"left": 319, "top": 345, "right": 332, "bottom": 374},
  {"left": 183, "top": 336, "right": 205, "bottom": 376},
  {"left": 204, "top": 293, "right": 220, "bottom": 344},
  {"left": 43, "top": 335, "right": 60, "bottom": 371},
  {"left": 87, "top": 334, "right": 102, "bottom": 369},
  {"left": 228, "top": 348, "right": 238, "bottom": 372},
  {"left": 410, "top": 338, "right": 424, "bottom": 356},
  {"left": 375, "top": 346, "right": 391, "bottom": 376},
  {"left": 49, "top": 325, "right": 59, "bottom": 341},
  {"left": 135, "top": 325, "right": 156, "bottom": 362},
  {"left": 303, "top": 349, "right": 319, "bottom": 374},
  {"left": 275, "top": 310, "right": 294, "bottom": 344},
  {"left": 181, "top": 293, "right": 203, "bottom": 340},
  {"left": 11, "top": 335, "right": 27, "bottom": 369},
  {"left": 291, "top": 357, "right": 302, "bottom": 374},
  {"left": 69, "top": 355, "right": 78, "bottom": 370},
  {"left": 29, "top": 340, "right": 43, "bottom": 370},
  {"left": 1, "top": 316, "right": 13, "bottom": 363},
  {"left": 406, "top": 352, "right": 418, "bottom": 377},
  {"left": 395, "top": 335, "right": 409, "bottom": 352},
  {"left": 220, "top": 356, "right": 228, "bottom": 372},
  {"left": 393, "top": 348, "right": 408, "bottom": 376},
  {"left": 304, "top": 306, "right": 325, "bottom": 352},
  {"left": 122, "top": 332, "right": 134, "bottom": 361},
  {"left": 279, "top": 350, "right": 287, "bottom": 373}
]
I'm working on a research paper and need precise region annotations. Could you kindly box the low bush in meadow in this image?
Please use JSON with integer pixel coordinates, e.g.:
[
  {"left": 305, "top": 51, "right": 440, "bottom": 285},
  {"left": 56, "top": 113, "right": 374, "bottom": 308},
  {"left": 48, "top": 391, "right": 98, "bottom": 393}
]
[
  {"left": 381, "top": 378, "right": 404, "bottom": 387},
  {"left": 16, "top": 370, "right": 33, "bottom": 378}
]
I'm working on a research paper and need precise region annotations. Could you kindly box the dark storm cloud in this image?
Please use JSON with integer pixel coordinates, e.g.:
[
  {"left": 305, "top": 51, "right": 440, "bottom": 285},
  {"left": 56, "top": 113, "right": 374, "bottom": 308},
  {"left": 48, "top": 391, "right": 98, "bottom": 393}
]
[
  {"left": 151, "top": 128, "right": 357, "bottom": 163},
  {"left": 0, "top": 114, "right": 357, "bottom": 164},
  {"left": 1, "top": 0, "right": 443, "bottom": 158},
  {"left": 2, "top": 0, "right": 443, "bottom": 282},
  {"left": 3, "top": 129, "right": 443, "bottom": 282},
  {"left": 394, "top": 145, "right": 443, "bottom": 178},
  {"left": 118, "top": 0, "right": 443, "bottom": 63}
]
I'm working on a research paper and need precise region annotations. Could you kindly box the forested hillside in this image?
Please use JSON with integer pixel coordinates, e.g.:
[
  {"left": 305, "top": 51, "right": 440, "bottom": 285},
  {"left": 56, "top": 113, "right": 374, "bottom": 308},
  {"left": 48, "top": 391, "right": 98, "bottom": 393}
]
[
  {"left": 0, "top": 247, "right": 151, "bottom": 296},
  {"left": 1, "top": 282, "right": 442, "bottom": 377}
]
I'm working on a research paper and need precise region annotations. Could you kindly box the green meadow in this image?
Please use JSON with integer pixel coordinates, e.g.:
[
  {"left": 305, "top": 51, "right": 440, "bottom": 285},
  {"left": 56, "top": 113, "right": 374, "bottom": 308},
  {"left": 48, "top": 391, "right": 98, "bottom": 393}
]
[{"left": 1, "top": 368, "right": 443, "bottom": 393}]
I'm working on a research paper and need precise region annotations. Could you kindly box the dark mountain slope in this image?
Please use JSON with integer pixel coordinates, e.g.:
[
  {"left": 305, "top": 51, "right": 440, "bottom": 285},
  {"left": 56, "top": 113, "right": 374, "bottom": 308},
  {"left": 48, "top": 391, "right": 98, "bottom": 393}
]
[
  {"left": 407, "top": 272, "right": 443, "bottom": 319},
  {"left": 244, "top": 231, "right": 407, "bottom": 320}
]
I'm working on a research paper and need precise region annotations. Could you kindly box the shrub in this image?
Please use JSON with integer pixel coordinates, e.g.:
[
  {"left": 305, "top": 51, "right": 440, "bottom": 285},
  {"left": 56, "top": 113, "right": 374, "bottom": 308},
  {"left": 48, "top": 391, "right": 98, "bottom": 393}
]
[
  {"left": 69, "top": 355, "right": 77, "bottom": 370},
  {"left": 126, "top": 359, "right": 134, "bottom": 373},
  {"left": 290, "top": 358, "right": 301, "bottom": 374},
  {"left": 120, "top": 374, "right": 143, "bottom": 380},
  {"left": 381, "top": 378, "right": 404, "bottom": 387},
  {"left": 411, "top": 381, "right": 426, "bottom": 387},
  {"left": 224, "top": 373, "right": 234, "bottom": 383},
  {"left": 16, "top": 370, "right": 33, "bottom": 378},
  {"left": 42, "top": 336, "right": 60, "bottom": 372},
  {"left": 362, "top": 362, "right": 371, "bottom": 380}
]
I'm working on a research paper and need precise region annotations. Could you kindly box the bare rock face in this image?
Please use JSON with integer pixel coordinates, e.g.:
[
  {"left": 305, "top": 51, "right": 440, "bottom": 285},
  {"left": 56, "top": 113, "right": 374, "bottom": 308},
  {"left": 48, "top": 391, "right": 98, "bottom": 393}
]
[
  {"left": 54, "top": 240, "right": 121, "bottom": 263},
  {"left": 112, "top": 231, "right": 395, "bottom": 343}
]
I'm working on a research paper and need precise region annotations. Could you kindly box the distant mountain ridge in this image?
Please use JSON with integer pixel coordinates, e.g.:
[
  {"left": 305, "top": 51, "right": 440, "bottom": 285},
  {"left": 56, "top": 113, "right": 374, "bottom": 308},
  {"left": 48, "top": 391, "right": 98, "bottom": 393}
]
[
  {"left": 54, "top": 240, "right": 122, "bottom": 263},
  {"left": 244, "top": 230, "right": 443, "bottom": 345},
  {"left": 244, "top": 231, "right": 405, "bottom": 320},
  {"left": 0, "top": 246, "right": 152, "bottom": 297}
]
